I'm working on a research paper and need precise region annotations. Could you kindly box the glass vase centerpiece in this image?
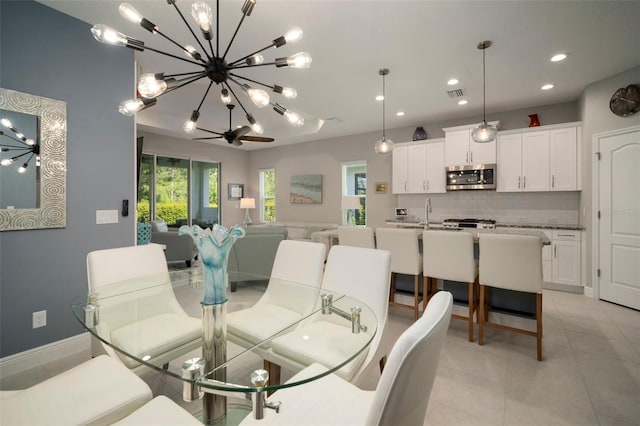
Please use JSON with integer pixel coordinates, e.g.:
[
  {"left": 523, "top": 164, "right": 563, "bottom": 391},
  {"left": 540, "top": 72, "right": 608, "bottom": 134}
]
[
  {"left": 179, "top": 223, "right": 245, "bottom": 423},
  {"left": 179, "top": 224, "right": 246, "bottom": 305}
]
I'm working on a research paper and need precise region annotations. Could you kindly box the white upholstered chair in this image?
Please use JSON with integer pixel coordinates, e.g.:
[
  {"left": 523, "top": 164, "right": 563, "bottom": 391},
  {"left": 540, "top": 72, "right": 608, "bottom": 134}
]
[
  {"left": 227, "top": 240, "right": 326, "bottom": 348},
  {"left": 0, "top": 355, "right": 200, "bottom": 425},
  {"left": 478, "top": 233, "right": 544, "bottom": 361},
  {"left": 337, "top": 225, "right": 375, "bottom": 248},
  {"left": 375, "top": 228, "right": 424, "bottom": 320},
  {"left": 86, "top": 244, "right": 201, "bottom": 371},
  {"left": 239, "top": 291, "right": 453, "bottom": 426},
  {"left": 423, "top": 230, "right": 478, "bottom": 342},
  {"left": 269, "top": 245, "right": 392, "bottom": 382}
]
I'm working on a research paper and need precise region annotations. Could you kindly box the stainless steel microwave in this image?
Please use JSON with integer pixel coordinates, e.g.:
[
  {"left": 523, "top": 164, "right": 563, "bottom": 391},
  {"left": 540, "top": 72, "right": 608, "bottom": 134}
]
[{"left": 446, "top": 163, "right": 497, "bottom": 190}]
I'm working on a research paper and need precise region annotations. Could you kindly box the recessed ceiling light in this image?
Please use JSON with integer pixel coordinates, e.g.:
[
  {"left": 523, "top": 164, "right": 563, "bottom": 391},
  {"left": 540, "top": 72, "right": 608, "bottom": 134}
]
[
  {"left": 396, "top": 111, "right": 405, "bottom": 117},
  {"left": 375, "top": 95, "right": 384, "bottom": 101},
  {"left": 458, "top": 99, "right": 468, "bottom": 105},
  {"left": 550, "top": 53, "right": 567, "bottom": 62},
  {"left": 447, "top": 78, "right": 459, "bottom": 86},
  {"left": 541, "top": 83, "right": 554, "bottom": 90}
]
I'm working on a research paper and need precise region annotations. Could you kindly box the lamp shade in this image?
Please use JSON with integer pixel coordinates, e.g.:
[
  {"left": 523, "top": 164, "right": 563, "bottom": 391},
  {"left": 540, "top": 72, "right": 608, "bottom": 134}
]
[
  {"left": 341, "top": 196, "right": 361, "bottom": 210},
  {"left": 240, "top": 197, "right": 255, "bottom": 209}
]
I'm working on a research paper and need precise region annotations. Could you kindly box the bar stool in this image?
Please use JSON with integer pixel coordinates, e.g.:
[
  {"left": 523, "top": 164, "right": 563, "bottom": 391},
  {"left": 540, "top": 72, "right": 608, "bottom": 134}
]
[
  {"left": 478, "top": 233, "right": 544, "bottom": 361},
  {"left": 422, "top": 230, "right": 478, "bottom": 341},
  {"left": 337, "top": 226, "right": 375, "bottom": 248},
  {"left": 375, "top": 228, "right": 423, "bottom": 320}
]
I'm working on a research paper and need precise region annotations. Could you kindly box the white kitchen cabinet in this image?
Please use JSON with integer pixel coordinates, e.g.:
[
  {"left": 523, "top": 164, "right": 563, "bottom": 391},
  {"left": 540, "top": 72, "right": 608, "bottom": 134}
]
[
  {"left": 496, "top": 123, "right": 580, "bottom": 192},
  {"left": 549, "top": 127, "right": 578, "bottom": 191},
  {"left": 425, "top": 141, "right": 446, "bottom": 193},
  {"left": 392, "top": 140, "right": 446, "bottom": 194},
  {"left": 551, "top": 230, "right": 581, "bottom": 286},
  {"left": 444, "top": 123, "right": 498, "bottom": 166}
]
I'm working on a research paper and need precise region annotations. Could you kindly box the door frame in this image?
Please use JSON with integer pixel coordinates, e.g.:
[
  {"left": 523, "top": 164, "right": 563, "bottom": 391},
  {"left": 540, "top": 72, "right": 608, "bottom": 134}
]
[{"left": 591, "top": 124, "right": 640, "bottom": 301}]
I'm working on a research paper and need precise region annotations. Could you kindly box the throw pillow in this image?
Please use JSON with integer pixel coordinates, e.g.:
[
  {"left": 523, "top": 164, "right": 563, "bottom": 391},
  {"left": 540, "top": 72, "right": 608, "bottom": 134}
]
[{"left": 150, "top": 220, "right": 168, "bottom": 232}]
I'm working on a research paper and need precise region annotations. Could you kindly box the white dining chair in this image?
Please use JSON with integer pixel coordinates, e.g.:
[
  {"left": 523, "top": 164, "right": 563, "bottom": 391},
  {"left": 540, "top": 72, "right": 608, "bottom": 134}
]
[
  {"left": 269, "top": 245, "right": 391, "bottom": 383},
  {"left": 239, "top": 291, "right": 453, "bottom": 426},
  {"left": 375, "top": 228, "right": 424, "bottom": 320},
  {"left": 423, "top": 229, "right": 478, "bottom": 342},
  {"left": 86, "top": 244, "right": 202, "bottom": 372},
  {"left": 478, "top": 233, "right": 544, "bottom": 361},
  {"left": 337, "top": 225, "right": 375, "bottom": 248},
  {"left": 226, "top": 240, "right": 326, "bottom": 347}
]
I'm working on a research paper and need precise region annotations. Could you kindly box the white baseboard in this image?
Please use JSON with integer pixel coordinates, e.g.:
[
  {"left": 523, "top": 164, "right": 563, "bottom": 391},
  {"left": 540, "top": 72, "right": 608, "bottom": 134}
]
[
  {"left": 583, "top": 286, "right": 594, "bottom": 299},
  {"left": 0, "top": 333, "right": 91, "bottom": 380}
]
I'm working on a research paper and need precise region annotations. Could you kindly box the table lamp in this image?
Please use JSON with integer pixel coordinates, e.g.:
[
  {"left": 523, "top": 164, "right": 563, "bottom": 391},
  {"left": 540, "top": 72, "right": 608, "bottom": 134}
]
[
  {"left": 341, "top": 196, "right": 361, "bottom": 225},
  {"left": 240, "top": 197, "right": 256, "bottom": 226}
]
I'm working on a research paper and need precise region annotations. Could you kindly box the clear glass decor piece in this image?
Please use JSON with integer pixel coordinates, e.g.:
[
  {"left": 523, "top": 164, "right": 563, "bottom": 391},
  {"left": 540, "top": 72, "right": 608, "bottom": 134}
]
[{"left": 179, "top": 224, "right": 245, "bottom": 305}]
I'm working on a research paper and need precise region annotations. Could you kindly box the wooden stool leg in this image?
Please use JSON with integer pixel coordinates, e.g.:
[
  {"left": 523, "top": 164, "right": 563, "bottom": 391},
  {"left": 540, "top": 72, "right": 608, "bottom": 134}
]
[
  {"left": 389, "top": 272, "right": 395, "bottom": 303},
  {"left": 263, "top": 360, "right": 281, "bottom": 395},
  {"left": 536, "top": 293, "right": 543, "bottom": 361},
  {"left": 413, "top": 275, "right": 420, "bottom": 321},
  {"left": 422, "top": 276, "right": 429, "bottom": 311},
  {"left": 468, "top": 281, "right": 474, "bottom": 342},
  {"left": 478, "top": 285, "right": 485, "bottom": 345}
]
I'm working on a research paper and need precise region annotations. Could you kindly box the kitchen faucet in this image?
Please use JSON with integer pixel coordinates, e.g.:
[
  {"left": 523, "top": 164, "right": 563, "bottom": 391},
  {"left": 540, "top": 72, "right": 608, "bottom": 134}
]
[{"left": 424, "top": 198, "right": 432, "bottom": 228}]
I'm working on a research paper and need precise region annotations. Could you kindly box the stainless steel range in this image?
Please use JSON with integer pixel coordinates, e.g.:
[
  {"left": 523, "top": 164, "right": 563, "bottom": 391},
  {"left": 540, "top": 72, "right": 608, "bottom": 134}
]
[{"left": 442, "top": 218, "right": 496, "bottom": 229}]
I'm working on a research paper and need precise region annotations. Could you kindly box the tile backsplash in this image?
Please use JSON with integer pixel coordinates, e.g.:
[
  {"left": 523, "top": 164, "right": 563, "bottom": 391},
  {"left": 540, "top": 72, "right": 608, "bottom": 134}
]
[{"left": 397, "top": 191, "right": 580, "bottom": 225}]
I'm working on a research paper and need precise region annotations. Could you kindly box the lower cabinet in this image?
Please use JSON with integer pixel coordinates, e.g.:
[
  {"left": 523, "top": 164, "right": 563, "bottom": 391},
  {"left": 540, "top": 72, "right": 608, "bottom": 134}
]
[{"left": 519, "top": 228, "right": 581, "bottom": 288}]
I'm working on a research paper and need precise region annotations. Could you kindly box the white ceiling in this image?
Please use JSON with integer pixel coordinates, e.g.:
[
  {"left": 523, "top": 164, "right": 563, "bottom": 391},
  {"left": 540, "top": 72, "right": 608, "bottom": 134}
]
[{"left": 38, "top": 0, "right": 640, "bottom": 150}]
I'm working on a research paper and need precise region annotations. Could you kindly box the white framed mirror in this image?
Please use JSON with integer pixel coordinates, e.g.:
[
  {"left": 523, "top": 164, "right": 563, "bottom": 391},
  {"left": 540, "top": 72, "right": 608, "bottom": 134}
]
[{"left": 0, "top": 88, "right": 66, "bottom": 231}]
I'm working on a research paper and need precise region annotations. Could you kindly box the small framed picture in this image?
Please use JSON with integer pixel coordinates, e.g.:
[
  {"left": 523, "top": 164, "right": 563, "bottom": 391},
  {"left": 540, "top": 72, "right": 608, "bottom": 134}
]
[
  {"left": 375, "top": 182, "right": 388, "bottom": 194},
  {"left": 228, "top": 183, "right": 244, "bottom": 200}
]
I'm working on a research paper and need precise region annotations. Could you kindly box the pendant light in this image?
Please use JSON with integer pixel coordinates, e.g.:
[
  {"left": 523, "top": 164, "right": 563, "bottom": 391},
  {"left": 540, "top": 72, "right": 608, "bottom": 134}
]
[
  {"left": 375, "top": 68, "right": 394, "bottom": 154},
  {"left": 471, "top": 40, "right": 497, "bottom": 143}
]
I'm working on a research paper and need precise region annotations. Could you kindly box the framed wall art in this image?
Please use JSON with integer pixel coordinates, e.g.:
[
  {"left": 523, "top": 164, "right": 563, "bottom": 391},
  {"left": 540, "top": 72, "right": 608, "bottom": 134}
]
[
  {"left": 290, "top": 175, "right": 322, "bottom": 204},
  {"left": 228, "top": 183, "right": 244, "bottom": 200},
  {"left": 375, "top": 182, "right": 388, "bottom": 194}
]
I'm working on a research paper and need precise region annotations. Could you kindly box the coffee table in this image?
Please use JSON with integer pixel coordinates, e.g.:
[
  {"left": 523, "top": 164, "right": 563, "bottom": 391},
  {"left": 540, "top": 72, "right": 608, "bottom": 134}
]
[{"left": 71, "top": 269, "right": 376, "bottom": 425}]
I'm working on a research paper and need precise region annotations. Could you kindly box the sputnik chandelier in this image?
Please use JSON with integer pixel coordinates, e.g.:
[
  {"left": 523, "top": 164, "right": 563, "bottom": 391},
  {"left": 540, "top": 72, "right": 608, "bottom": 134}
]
[
  {"left": 0, "top": 118, "right": 39, "bottom": 173},
  {"left": 91, "top": 0, "right": 311, "bottom": 138}
]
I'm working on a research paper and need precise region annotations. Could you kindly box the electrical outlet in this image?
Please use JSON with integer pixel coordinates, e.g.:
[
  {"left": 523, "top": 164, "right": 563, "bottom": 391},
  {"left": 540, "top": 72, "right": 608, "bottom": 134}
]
[{"left": 33, "top": 310, "right": 47, "bottom": 328}]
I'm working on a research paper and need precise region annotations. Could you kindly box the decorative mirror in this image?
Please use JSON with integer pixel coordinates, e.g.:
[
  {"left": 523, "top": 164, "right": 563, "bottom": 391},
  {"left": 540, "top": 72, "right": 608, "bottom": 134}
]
[{"left": 0, "top": 88, "right": 66, "bottom": 231}]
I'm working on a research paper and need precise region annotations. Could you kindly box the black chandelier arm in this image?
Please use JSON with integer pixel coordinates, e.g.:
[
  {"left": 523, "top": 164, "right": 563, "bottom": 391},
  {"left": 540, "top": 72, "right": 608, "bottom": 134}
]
[
  {"left": 168, "top": 0, "right": 213, "bottom": 61},
  {"left": 162, "top": 73, "right": 209, "bottom": 97},
  {"left": 143, "top": 44, "right": 203, "bottom": 67},
  {"left": 7, "top": 150, "right": 32, "bottom": 161},
  {"left": 229, "top": 62, "right": 279, "bottom": 70},
  {"left": 164, "top": 71, "right": 206, "bottom": 79},
  {"left": 1, "top": 144, "right": 31, "bottom": 151},
  {"left": 0, "top": 131, "right": 31, "bottom": 147},
  {"left": 228, "top": 43, "right": 275, "bottom": 67},
  {"left": 223, "top": 82, "right": 251, "bottom": 117},
  {"left": 216, "top": 0, "right": 220, "bottom": 57},
  {"left": 155, "top": 29, "right": 208, "bottom": 64},
  {"left": 194, "top": 81, "right": 215, "bottom": 113},
  {"left": 229, "top": 73, "right": 275, "bottom": 91},
  {"left": 221, "top": 10, "right": 250, "bottom": 61}
]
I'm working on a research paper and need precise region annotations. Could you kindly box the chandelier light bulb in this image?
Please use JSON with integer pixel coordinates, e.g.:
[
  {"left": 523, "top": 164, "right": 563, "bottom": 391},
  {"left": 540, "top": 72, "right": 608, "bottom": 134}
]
[
  {"left": 281, "top": 87, "right": 297, "bottom": 99},
  {"left": 286, "top": 52, "right": 312, "bottom": 69},
  {"left": 191, "top": 1, "right": 213, "bottom": 35},
  {"left": 118, "top": 98, "right": 144, "bottom": 116},
  {"left": 251, "top": 122, "right": 264, "bottom": 134},
  {"left": 15, "top": 132, "right": 25, "bottom": 140},
  {"left": 183, "top": 45, "right": 201, "bottom": 60},
  {"left": 220, "top": 89, "right": 231, "bottom": 104},
  {"left": 284, "top": 26, "right": 303, "bottom": 43},
  {"left": 247, "top": 88, "right": 270, "bottom": 108},
  {"left": 1, "top": 158, "right": 13, "bottom": 166},
  {"left": 183, "top": 110, "right": 200, "bottom": 134},
  {"left": 19, "top": 163, "right": 28, "bottom": 173},
  {"left": 1, "top": 118, "right": 12, "bottom": 128},
  {"left": 119, "top": 3, "right": 144, "bottom": 24},
  {"left": 284, "top": 110, "right": 304, "bottom": 127},
  {"left": 246, "top": 54, "right": 264, "bottom": 65},
  {"left": 138, "top": 73, "right": 168, "bottom": 98},
  {"left": 91, "top": 24, "right": 128, "bottom": 47}
]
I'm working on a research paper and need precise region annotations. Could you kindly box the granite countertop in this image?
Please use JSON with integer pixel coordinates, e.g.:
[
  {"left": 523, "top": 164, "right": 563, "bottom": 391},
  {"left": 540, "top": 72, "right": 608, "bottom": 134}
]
[{"left": 496, "top": 223, "right": 584, "bottom": 231}]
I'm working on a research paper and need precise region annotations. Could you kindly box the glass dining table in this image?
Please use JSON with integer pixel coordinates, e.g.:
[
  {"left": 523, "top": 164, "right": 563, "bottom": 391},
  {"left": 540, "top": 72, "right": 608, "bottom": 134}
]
[{"left": 71, "top": 269, "right": 376, "bottom": 425}]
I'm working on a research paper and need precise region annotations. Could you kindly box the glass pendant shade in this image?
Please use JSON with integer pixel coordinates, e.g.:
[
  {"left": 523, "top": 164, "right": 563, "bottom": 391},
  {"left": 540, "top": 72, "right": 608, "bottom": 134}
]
[
  {"left": 375, "top": 137, "right": 394, "bottom": 154},
  {"left": 471, "top": 122, "right": 497, "bottom": 143}
]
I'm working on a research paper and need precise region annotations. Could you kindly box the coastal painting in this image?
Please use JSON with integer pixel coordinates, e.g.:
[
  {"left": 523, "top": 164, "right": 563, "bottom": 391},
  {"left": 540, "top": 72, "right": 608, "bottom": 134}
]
[{"left": 290, "top": 175, "right": 322, "bottom": 204}]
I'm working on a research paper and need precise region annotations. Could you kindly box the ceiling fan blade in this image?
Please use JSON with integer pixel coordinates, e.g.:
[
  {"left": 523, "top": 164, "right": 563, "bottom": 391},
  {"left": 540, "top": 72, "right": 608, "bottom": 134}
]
[
  {"left": 193, "top": 136, "right": 223, "bottom": 140},
  {"left": 232, "top": 139, "right": 243, "bottom": 146},
  {"left": 230, "top": 125, "right": 251, "bottom": 139},
  {"left": 239, "top": 136, "right": 275, "bottom": 143},
  {"left": 196, "top": 127, "right": 225, "bottom": 136}
]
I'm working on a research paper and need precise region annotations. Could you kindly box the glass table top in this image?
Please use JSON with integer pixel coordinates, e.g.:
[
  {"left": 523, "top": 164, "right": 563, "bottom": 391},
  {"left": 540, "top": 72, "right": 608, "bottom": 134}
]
[{"left": 71, "top": 269, "right": 377, "bottom": 394}]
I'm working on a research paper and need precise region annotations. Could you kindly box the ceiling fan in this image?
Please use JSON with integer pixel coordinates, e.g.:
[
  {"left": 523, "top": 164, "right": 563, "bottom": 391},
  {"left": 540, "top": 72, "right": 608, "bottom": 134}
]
[{"left": 194, "top": 105, "right": 275, "bottom": 146}]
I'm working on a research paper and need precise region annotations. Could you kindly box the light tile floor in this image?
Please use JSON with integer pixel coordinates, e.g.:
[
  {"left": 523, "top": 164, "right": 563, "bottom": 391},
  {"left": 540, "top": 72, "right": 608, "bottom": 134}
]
[{"left": 2, "top": 287, "right": 639, "bottom": 426}]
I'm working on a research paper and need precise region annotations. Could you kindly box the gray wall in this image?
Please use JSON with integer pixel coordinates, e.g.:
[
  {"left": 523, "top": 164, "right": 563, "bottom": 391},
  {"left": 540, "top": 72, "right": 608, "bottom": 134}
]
[
  {"left": 578, "top": 65, "right": 640, "bottom": 289},
  {"left": 138, "top": 130, "right": 250, "bottom": 227},
  {"left": 0, "top": 1, "right": 135, "bottom": 357}
]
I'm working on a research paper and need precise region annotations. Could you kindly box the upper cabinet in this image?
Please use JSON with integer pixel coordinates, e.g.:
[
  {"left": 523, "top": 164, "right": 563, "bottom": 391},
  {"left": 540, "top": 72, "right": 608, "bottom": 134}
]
[
  {"left": 443, "top": 122, "right": 499, "bottom": 166},
  {"left": 496, "top": 122, "right": 581, "bottom": 192},
  {"left": 392, "top": 139, "right": 446, "bottom": 194}
]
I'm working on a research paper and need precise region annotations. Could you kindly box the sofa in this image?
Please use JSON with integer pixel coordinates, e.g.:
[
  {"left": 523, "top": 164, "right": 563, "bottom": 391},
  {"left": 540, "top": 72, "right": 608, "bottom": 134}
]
[
  {"left": 260, "top": 221, "right": 338, "bottom": 257},
  {"left": 149, "top": 220, "right": 197, "bottom": 266}
]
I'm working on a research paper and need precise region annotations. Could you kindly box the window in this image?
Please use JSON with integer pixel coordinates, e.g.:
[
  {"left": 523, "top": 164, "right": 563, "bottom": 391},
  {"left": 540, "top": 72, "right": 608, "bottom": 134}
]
[
  {"left": 342, "top": 161, "right": 366, "bottom": 225},
  {"left": 260, "top": 168, "right": 276, "bottom": 222},
  {"left": 137, "top": 154, "right": 220, "bottom": 227}
]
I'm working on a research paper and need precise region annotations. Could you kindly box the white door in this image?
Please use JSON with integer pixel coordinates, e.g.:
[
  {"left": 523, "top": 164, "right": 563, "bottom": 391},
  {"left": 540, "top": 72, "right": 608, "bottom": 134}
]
[
  {"left": 522, "top": 131, "right": 550, "bottom": 191},
  {"left": 550, "top": 127, "right": 577, "bottom": 191},
  {"left": 470, "top": 137, "right": 497, "bottom": 165},
  {"left": 392, "top": 145, "right": 408, "bottom": 194},
  {"left": 426, "top": 141, "right": 446, "bottom": 193},
  {"left": 497, "top": 133, "right": 523, "bottom": 192},
  {"left": 596, "top": 126, "right": 640, "bottom": 310},
  {"left": 445, "top": 129, "right": 470, "bottom": 166}
]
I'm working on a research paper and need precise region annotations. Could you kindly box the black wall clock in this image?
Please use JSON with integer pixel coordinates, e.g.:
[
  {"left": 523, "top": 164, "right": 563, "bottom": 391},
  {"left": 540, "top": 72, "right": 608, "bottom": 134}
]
[{"left": 609, "top": 84, "right": 640, "bottom": 117}]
